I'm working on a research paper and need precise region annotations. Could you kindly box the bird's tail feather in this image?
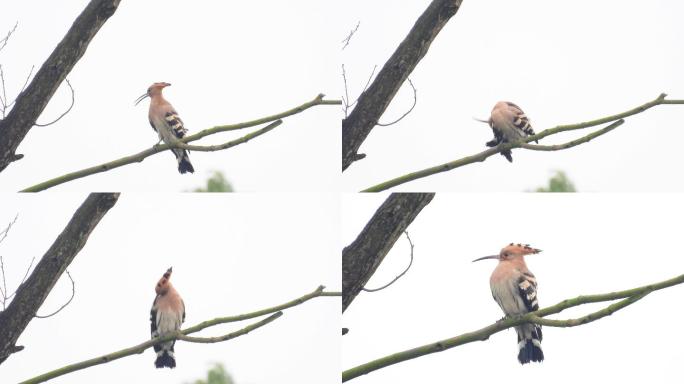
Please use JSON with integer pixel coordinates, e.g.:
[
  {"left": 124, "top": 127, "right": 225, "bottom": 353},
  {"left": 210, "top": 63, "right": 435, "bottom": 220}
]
[
  {"left": 175, "top": 150, "right": 194, "bottom": 174},
  {"left": 517, "top": 325, "right": 543, "bottom": 364},
  {"left": 501, "top": 149, "right": 513, "bottom": 162},
  {"left": 155, "top": 350, "right": 176, "bottom": 368}
]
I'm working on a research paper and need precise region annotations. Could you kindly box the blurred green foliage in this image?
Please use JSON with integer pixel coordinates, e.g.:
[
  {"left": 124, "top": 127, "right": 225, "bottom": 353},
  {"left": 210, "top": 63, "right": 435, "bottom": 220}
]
[
  {"left": 534, "top": 171, "right": 577, "bottom": 192},
  {"left": 192, "top": 171, "right": 234, "bottom": 192},
  {"left": 186, "top": 363, "right": 235, "bottom": 384}
]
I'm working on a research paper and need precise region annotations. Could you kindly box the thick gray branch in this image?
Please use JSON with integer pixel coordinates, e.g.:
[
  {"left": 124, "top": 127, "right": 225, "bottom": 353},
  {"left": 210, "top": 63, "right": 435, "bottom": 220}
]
[
  {"left": 0, "top": 193, "right": 120, "bottom": 364},
  {"left": 342, "top": 193, "right": 434, "bottom": 312},
  {"left": 0, "top": 0, "right": 121, "bottom": 172},
  {"left": 342, "top": 0, "right": 463, "bottom": 170}
]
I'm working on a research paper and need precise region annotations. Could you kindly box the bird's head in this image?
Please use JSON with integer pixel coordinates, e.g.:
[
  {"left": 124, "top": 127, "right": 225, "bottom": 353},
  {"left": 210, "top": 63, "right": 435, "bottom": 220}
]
[
  {"left": 134, "top": 82, "right": 171, "bottom": 106},
  {"left": 155, "top": 267, "right": 173, "bottom": 295},
  {"left": 472, "top": 243, "right": 541, "bottom": 263}
]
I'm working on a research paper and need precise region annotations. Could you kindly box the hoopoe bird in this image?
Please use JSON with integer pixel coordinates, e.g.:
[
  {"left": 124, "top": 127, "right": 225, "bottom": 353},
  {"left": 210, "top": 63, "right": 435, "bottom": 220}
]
[
  {"left": 135, "top": 82, "right": 195, "bottom": 174},
  {"left": 472, "top": 243, "right": 544, "bottom": 364},
  {"left": 150, "top": 267, "right": 185, "bottom": 369},
  {"left": 477, "top": 102, "right": 537, "bottom": 162}
]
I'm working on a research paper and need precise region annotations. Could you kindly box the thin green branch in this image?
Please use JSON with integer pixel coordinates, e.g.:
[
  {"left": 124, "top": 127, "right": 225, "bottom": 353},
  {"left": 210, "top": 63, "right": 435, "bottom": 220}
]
[
  {"left": 175, "top": 311, "right": 282, "bottom": 344},
  {"left": 187, "top": 93, "right": 339, "bottom": 142},
  {"left": 362, "top": 120, "right": 621, "bottom": 192},
  {"left": 21, "top": 286, "right": 338, "bottom": 384},
  {"left": 361, "top": 93, "right": 684, "bottom": 192},
  {"left": 528, "top": 292, "right": 648, "bottom": 327},
  {"left": 342, "top": 272, "right": 684, "bottom": 381},
  {"left": 20, "top": 94, "right": 340, "bottom": 192}
]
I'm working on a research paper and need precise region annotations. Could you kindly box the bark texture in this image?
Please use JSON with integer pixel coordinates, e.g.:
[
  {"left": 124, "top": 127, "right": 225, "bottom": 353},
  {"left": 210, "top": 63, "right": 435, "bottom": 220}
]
[
  {"left": 0, "top": 0, "right": 121, "bottom": 172},
  {"left": 342, "top": 0, "right": 463, "bottom": 170},
  {"left": 342, "top": 193, "right": 434, "bottom": 312},
  {"left": 0, "top": 193, "right": 120, "bottom": 364}
]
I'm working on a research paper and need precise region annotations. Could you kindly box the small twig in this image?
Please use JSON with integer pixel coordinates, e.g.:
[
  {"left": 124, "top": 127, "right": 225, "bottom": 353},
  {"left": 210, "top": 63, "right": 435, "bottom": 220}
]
[
  {"left": 0, "top": 65, "right": 7, "bottom": 117},
  {"left": 0, "top": 22, "right": 18, "bottom": 52},
  {"left": 363, "top": 231, "right": 414, "bottom": 292},
  {"left": 343, "top": 65, "right": 378, "bottom": 118},
  {"left": 376, "top": 79, "right": 417, "bottom": 126},
  {"left": 342, "top": 64, "right": 351, "bottom": 116},
  {"left": 353, "top": 65, "right": 377, "bottom": 110},
  {"left": 0, "top": 214, "right": 18, "bottom": 309},
  {"left": 35, "top": 271, "right": 75, "bottom": 318},
  {"left": 342, "top": 21, "right": 360, "bottom": 50},
  {"left": 34, "top": 79, "right": 75, "bottom": 127},
  {"left": 5, "top": 256, "right": 34, "bottom": 302}
]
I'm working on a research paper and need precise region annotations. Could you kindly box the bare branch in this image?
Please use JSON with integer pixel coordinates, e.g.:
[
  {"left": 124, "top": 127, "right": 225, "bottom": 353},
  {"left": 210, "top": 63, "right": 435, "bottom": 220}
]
[
  {"left": 342, "top": 65, "right": 377, "bottom": 118},
  {"left": 0, "top": 214, "right": 19, "bottom": 309},
  {"left": 0, "top": 22, "right": 18, "bottom": 52},
  {"left": 342, "top": 0, "right": 464, "bottom": 170},
  {"left": 0, "top": 65, "right": 36, "bottom": 120},
  {"left": 0, "top": 0, "right": 122, "bottom": 172},
  {"left": 34, "top": 79, "right": 75, "bottom": 127},
  {"left": 362, "top": 93, "right": 684, "bottom": 192},
  {"left": 0, "top": 193, "right": 120, "bottom": 364},
  {"left": 20, "top": 286, "right": 339, "bottom": 384},
  {"left": 34, "top": 271, "right": 75, "bottom": 319},
  {"left": 4, "top": 257, "right": 34, "bottom": 303},
  {"left": 376, "top": 79, "right": 417, "bottom": 127},
  {"left": 342, "top": 272, "right": 684, "bottom": 381},
  {"left": 343, "top": 193, "right": 434, "bottom": 312},
  {"left": 342, "top": 21, "right": 360, "bottom": 50},
  {"left": 362, "top": 231, "right": 414, "bottom": 292}
]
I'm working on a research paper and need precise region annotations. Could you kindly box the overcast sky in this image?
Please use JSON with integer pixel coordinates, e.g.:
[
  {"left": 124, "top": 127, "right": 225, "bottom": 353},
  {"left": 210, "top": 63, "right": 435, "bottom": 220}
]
[
  {"left": 341, "top": 0, "right": 684, "bottom": 192},
  {"left": 0, "top": 0, "right": 340, "bottom": 192},
  {"left": 0, "top": 194, "right": 340, "bottom": 384},
  {"left": 342, "top": 193, "right": 684, "bottom": 383}
]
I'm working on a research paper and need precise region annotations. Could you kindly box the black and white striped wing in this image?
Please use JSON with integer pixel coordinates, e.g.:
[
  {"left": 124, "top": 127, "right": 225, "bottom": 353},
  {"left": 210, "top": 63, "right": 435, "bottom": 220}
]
[
  {"left": 505, "top": 102, "right": 537, "bottom": 142},
  {"left": 518, "top": 272, "right": 539, "bottom": 312},
  {"left": 165, "top": 111, "right": 188, "bottom": 139}
]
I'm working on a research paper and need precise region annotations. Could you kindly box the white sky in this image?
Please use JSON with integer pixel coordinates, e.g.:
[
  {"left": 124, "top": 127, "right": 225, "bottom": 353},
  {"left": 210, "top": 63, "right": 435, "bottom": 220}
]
[
  {"left": 342, "top": 193, "right": 684, "bottom": 383},
  {"left": 341, "top": 0, "right": 684, "bottom": 192},
  {"left": 0, "top": 193, "right": 341, "bottom": 384},
  {"left": 0, "top": 0, "right": 340, "bottom": 192}
]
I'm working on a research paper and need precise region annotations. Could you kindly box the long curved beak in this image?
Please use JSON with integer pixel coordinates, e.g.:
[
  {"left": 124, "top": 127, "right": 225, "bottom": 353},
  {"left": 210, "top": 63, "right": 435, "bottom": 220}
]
[
  {"left": 473, "top": 117, "right": 489, "bottom": 123},
  {"left": 472, "top": 255, "right": 499, "bottom": 262},
  {"left": 134, "top": 92, "right": 149, "bottom": 106}
]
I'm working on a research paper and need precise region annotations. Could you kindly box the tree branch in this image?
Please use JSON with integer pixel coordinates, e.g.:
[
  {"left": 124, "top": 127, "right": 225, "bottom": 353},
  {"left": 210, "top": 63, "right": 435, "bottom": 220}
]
[
  {"left": 362, "top": 93, "right": 684, "bottom": 192},
  {"left": 342, "top": 272, "right": 684, "bottom": 381},
  {"left": 0, "top": 0, "right": 122, "bottom": 172},
  {"left": 20, "top": 285, "right": 340, "bottom": 384},
  {"left": 20, "top": 94, "right": 340, "bottom": 192},
  {"left": 343, "top": 193, "right": 434, "bottom": 312},
  {"left": 342, "top": 0, "right": 464, "bottom": 171},
  {"left": 0, "top": 193, "right": 119, "bottom": 364},
  {"left": 362, "top": 231, "right": 414, "bottom": 292},
  {"left": 33, "top": 270, "right": 75, "bottom": 319}
]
